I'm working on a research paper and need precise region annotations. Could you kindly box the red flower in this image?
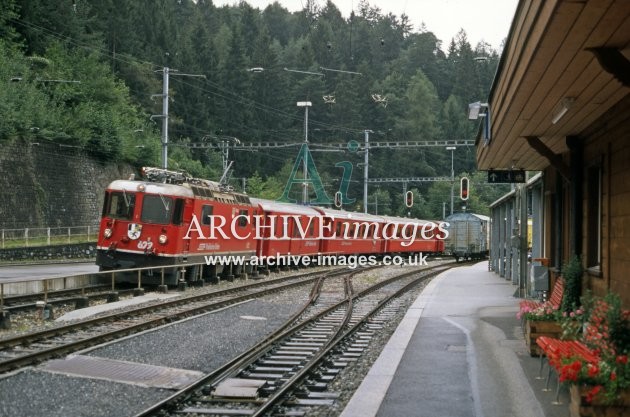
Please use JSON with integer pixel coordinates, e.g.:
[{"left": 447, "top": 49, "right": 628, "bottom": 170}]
[
  {"left": 585, "top": 385, "right": 603, "bottom": 404},
  {"left": 587, "top": 364, "right": 599, "bottom": 377}
]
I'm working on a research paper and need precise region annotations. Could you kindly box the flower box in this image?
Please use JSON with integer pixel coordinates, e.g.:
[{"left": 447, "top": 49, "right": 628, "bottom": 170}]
[
  {"left": 525, "top": 319, "right": 563, "bottom": 356},
  {"left": 569, "top": 384, "right": 630, "bottom": 417}
]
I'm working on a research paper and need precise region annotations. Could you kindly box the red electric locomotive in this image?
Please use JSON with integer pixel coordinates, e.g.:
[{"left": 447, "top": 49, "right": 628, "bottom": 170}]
[{"left": 96, "top": 167, "right": 256, "bottom": 284}]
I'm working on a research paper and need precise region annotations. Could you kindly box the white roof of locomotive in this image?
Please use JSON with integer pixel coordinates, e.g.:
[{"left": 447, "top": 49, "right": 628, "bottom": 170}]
[{"left": 106, "top": 180, "right": 195, "bottom": 198}]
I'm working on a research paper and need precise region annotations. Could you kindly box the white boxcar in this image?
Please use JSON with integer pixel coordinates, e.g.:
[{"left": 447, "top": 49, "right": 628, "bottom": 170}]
[{"left": 444, "top": 212, "right": 489, "bottom": 261}]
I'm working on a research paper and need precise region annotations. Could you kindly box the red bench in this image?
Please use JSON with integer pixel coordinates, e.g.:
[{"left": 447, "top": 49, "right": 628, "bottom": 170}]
[
  {"left": 519, "top": 277, "right": 564, "bottom": 314},
  {"left": 535, "top": 336, "right": 600, "bottom": 402}
]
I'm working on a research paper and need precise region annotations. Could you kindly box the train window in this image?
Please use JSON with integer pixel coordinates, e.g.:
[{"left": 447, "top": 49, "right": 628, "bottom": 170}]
[
  {"left": 308, "top": 220, "right": 315, "bottom": 237},
  {"left": 278, "top": 218, "right": 286, "bottom": 238},
  {"left": 341, "top": 222, "right": 351, "bottom": 238},
  {"left": 172, "top": 198, "right": 185, "bottom": 225},
  {"left": 201, "top": 205, "right": 214, "bottom": 225},
  {"left": 141, "top": 194, "right": 173, "bottom": 224},
  {"left": 238, "top": 209, "right": 248, "bottom": 227},
  {"left": 106, "top": 191, "right": 136, "bottom": 220},
  {"left": 292, "top": 218, "right": 300, "bottom": 237}
]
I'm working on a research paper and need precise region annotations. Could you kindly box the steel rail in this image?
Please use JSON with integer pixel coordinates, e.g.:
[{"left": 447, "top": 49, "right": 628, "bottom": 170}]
[
  {"left": 132, "top": 262, "right": 455, "bottom": 417},
  {"left": 0, "top": 267, "right": 354, "bottom": 374}
]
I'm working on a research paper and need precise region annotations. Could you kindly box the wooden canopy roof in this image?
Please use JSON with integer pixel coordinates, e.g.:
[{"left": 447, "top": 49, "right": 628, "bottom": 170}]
[{"left": 476, "top": 0, "right": 630, "bottom": 171}]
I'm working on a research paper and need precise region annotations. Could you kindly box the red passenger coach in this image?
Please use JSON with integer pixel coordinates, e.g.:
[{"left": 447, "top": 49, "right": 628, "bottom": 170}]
[
  {"left": 250, "top": 198, "right": 322, "bottom": 263},
  {"left": 315, "top": 207, "right": 387, "bottom": 256},
  {"left": 381, "top": 216, "right": 446, "bottom": 255},
  {"left": 96, "top": 168, "right": 255, "bottom": 284}
]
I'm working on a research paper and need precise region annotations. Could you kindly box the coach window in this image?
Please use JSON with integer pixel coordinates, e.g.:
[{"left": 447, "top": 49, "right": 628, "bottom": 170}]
[
  {"left": 292, "top": 218, "right": 300, "bottom": 237},
  {"left": 279, "top": 217, "right": 286, "bottom": 238},
  {"left": 201, "top": 205, "right": 213, "bottom": 225},
  {"left": 308, "top": 220, "right": 315, "bottom": 237}
]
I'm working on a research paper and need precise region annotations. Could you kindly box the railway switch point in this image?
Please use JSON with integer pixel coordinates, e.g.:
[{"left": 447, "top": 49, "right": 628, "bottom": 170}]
[
  {"left": 0, "top": 309, "right": 11, "bottom": 329},
  {"left": 74, "top": 297, "right": 89, "bottom": 309},
  {"left": 133, "top": 288, "right": 145, "bottom": 296},
  {"left": 106, "top": 292, "right": 119, "bottom": 303},
  {"left": 157, "top": 284, "right": 169, "bottom": 293},
  {"left": 177, "top": 282, "right": 188, "bottom": 292}
]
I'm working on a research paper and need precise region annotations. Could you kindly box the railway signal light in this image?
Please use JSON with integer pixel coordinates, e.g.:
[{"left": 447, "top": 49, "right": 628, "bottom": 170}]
[
  {"left": 460, "top": 177, "right": 470, "bottom": 200},
  {"left": 334, "top": 191, "right": 342, "bottom": 208},
  {"left": 405, "top": 190, "right": 413, "bottom": 208}
]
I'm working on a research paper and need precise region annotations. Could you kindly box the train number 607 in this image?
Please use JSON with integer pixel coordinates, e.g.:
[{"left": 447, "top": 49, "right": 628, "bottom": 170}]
[{"left": 137, "top": 240, "right": 153, "bottom": 250}]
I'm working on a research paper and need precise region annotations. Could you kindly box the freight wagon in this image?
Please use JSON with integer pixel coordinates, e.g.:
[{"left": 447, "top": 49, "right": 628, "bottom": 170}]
[{"left": 444, "top": 212, "right": 489, "bottom": 261}]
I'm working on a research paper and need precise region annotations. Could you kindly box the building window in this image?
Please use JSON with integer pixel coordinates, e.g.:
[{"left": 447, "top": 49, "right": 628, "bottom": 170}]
[{"left": 586, "top": 165, "right": 601, "bottom": 268}]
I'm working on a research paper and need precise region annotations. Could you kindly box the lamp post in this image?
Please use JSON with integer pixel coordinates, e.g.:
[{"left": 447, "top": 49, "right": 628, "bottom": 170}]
[
  {"left": 297, "top": 101, "right": 312, "bottom": 205},
  {"left": 363, "top": 129, "right": 372, "bottom": 213},
  {"left": 446, "top": 146, "right": 456, "bottom": 215}
]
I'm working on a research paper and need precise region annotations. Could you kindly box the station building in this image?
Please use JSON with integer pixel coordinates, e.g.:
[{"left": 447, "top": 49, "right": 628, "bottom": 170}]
[{"left": 476, "top": 0, "right": 630, "bottom": 304}]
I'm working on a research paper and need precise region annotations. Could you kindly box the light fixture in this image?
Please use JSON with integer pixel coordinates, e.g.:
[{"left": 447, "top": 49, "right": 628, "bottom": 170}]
[
  {"left": 468, "top": 101, "right": 491, "bottom": 143},
  {"left": 551, "top": 97, "right": 575, "bottom": 124},
  {"left": 468, "top": 101, "right": 489, "bottom": 120}
]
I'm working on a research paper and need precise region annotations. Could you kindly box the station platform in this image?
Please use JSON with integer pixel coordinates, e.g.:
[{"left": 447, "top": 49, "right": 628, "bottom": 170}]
[
  {"left": 341, "top": 261, "right": 571, "bottom": 417},
  {"left": 56, "top": 292, "right": 180, "bottom": 322}
]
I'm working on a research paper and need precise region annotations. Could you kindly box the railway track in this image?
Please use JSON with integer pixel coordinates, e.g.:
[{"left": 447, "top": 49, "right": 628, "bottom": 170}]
[
  {"left": 133, "top": 262, "right": 455, "bottom": 417},
  {"left": 0, "top": 267, "right": 352, "bottom": 374},
  {"left": 0, "top": 285, "right": 135, "bottom": 314}
]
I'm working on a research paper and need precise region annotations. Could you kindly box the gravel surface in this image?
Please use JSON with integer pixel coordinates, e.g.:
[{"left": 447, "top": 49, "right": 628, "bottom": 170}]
[
  {"left": 84, "top": 289, "right": 308, "bottom": 372},
  {"left": 0, "top": 263, "right": 443, "bottom": 417},
  {"left": 0, "top": 370, "right": 169, "bottom": 417}
]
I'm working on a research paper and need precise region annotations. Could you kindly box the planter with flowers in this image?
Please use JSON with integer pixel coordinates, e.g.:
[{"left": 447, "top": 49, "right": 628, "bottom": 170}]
[
  {"left": 519, "top": 304, "right": 563, "bottom": 356},
  {"left": 557, "top": 292, "right": 630, "bottom": 417}
]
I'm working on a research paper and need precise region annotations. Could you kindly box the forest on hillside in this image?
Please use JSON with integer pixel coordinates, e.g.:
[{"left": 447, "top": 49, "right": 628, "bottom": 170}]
[{"left": 0, "top": 0, "right": 510, "bottom": 218}]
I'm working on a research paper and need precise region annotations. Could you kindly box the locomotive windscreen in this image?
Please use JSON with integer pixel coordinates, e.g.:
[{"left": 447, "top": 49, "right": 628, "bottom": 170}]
[
  {"left": 141, "top": 194, "right": 173, "bottom": 224},
  {"left": 104, "top": 191, "right": 136, "bottom": 220}
]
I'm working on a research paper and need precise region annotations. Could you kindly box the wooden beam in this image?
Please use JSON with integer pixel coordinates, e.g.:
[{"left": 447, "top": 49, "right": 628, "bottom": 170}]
[{"left": 524, "top": 136, "right": 571, "bottom": 180}]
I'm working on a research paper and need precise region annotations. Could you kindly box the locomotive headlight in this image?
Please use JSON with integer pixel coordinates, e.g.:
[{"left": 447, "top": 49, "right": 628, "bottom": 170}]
[
  {"left": 104, "top": 228, "right": 113, "bottom": 239},
  {"left": 158, "top": 234, "right": 168, "bottom": 244}
]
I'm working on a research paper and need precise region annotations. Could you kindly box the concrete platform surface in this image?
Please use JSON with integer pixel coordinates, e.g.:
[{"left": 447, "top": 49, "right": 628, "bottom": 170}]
[
  {"left": 56, "top": 292, "right": 180, "bottom": 322},
  {"left": 342, "top": 261, "right": 570, "bottom": 417}
]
